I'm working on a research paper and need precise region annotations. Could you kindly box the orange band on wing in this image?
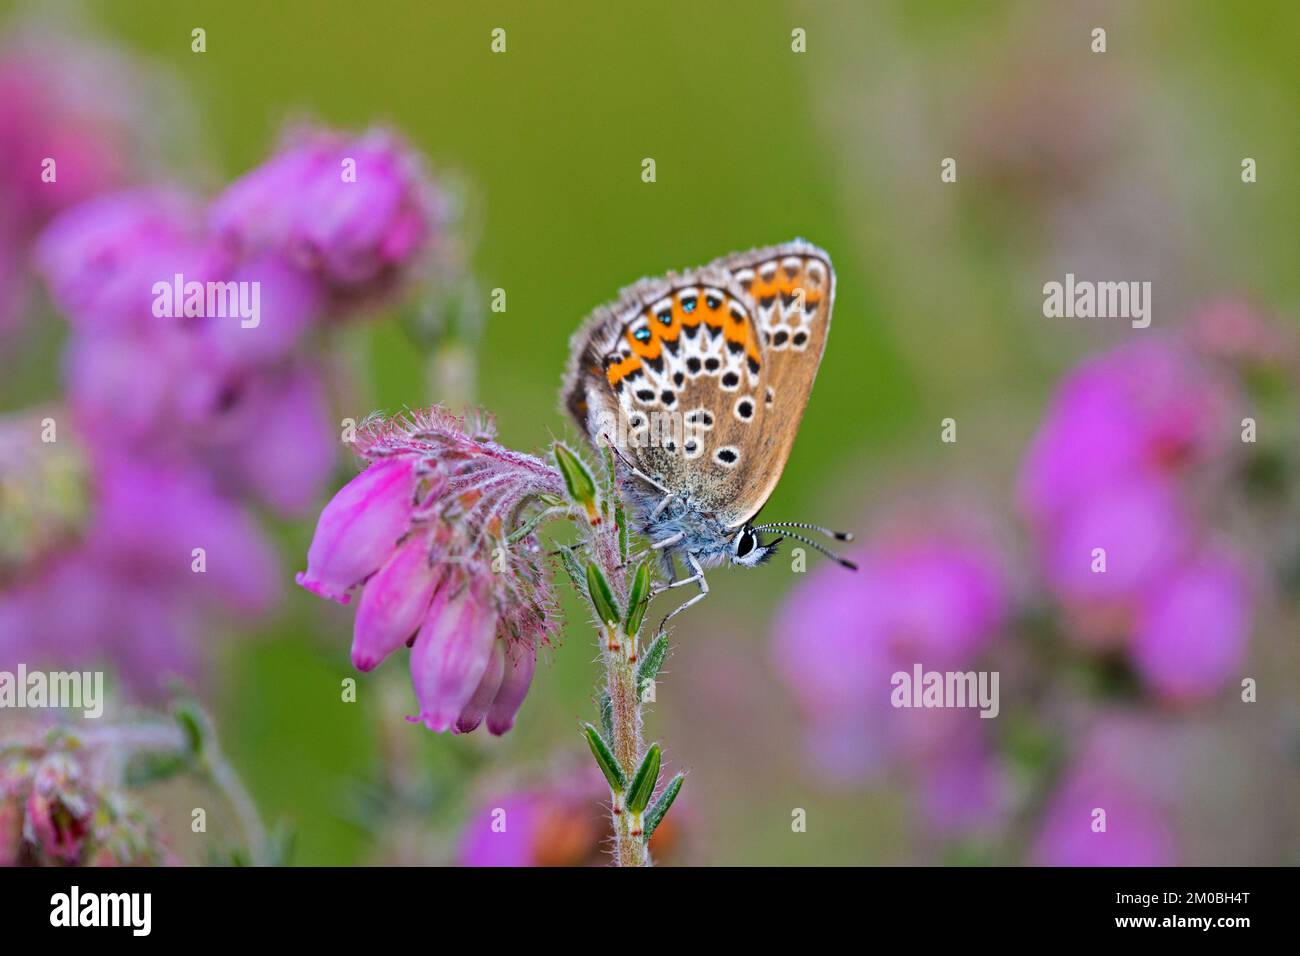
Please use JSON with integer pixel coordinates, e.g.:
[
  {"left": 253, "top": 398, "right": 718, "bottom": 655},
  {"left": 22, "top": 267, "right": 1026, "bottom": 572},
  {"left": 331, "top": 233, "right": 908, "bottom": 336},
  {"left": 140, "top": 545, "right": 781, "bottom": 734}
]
[{"left": 606, "top": 353, "right": 643, "bottom": 387}]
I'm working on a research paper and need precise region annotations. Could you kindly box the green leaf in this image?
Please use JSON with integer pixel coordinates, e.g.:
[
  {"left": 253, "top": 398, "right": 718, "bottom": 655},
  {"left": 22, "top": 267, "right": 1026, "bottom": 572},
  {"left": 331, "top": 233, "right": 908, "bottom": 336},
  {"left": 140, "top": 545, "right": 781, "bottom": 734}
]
[
  {"left": 553, "top": 442, "right": 599, "bottom": 522},
  {"left": 636, "top": 632, "right": 669, "bottom": 686},
  {"left": 583, "top": 724, "right": 626, "bottom": 793},
  {"left": 623, "top": 560, "right": 653, "bottom": 636},
  {"left": 643, "top": 772, "right": 684, "bottom": 840},
  {"left": 556, "top": 545, "right": 586, "bottom": 594},
  {"left": 626, "top": 743, "right": 661, "bottom": 814},
  {"left": 173, "top": 701, "right": 210, "bottom": 759},
  {"left": 585, "top": 561, "right": 622, "bottom": 626}
]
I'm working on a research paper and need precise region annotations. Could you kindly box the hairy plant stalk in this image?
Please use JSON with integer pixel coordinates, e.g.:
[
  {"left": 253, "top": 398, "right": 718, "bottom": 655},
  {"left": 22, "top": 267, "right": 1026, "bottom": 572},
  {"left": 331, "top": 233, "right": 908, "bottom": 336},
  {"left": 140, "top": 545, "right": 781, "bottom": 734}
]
[
  {"left": 604, "top": 624, "right": 648, "bottom": 866},
  {"left": 587, "top": 503, "right": 651, "bottom": 866}
]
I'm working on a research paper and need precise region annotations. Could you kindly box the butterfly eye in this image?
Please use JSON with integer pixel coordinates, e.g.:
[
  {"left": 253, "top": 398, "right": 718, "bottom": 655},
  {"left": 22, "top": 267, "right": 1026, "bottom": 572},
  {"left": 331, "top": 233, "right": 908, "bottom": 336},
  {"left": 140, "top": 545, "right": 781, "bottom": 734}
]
[
  {"left": 735, "top": 530, "right": 755, "bottom": 558},
  {"left": 634, "top": 327, "right": 652, "bottom": 343}
]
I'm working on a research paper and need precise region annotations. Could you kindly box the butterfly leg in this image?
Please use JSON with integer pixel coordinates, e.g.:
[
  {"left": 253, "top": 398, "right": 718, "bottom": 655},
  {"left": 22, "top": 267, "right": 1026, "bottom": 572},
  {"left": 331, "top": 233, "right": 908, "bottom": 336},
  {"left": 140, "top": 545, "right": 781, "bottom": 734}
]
[
  {"left": 654, "top": 553, "right": 709, "bottom": 634},
  {"left": 650, "top": 531, "right": 685, "bottom": 551},
  {"left": 650, "top": 556, "right": 705, "bottom": 596},
  {"left": 601, "top": 434, "right": 677, "bottom": 517}
]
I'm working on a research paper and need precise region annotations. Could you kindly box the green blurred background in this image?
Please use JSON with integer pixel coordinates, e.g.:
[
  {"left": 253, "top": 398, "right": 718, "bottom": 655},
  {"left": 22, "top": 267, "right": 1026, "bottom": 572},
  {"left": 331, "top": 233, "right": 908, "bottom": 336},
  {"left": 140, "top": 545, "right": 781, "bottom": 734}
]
[{"left": 4, "top": 0, "right": 1297, "bottom": 864}]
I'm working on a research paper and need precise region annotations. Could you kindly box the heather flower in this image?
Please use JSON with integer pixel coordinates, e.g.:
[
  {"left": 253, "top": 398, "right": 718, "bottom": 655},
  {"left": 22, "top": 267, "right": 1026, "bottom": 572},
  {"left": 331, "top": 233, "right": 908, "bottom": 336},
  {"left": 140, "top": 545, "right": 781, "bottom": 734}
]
[
  {"left": 0, "top": 27, "right": 189, "bottom": 344},
  {"left": 772, "top": 527, "right": 1010, "bottom": 830},
  {"left": 35, "top": 188, "right": 337, "bottom": 516},
  {"left": 24, "top": 752, "right": 95, "bottom": 862},
  {"left": 35, "top": 188, "right": 220, "bottom": 333},
  {"left": 0, "top": 447, "right": 279, "bottom": 697},
  {"left": 1131, "top": 549, "right": 1251, "bottom": 703},
  {"left": 210, "top": 127, "right": 444, "bottom": 308},
  {"left": 1016, "top": 338, "right": 1254, "bottom": 697},
  {"left": 1040, "top": 476, "right": 1190, "bottom": 618},
  {"left": 1016, "top": 340, "right": 1230, "bottom": 524},
  {"left": 297, "top": 408, "right": 565, "bottom": 735},
  {"left": 1032, "top": 716, "right": 1179, "bottom": 866}
]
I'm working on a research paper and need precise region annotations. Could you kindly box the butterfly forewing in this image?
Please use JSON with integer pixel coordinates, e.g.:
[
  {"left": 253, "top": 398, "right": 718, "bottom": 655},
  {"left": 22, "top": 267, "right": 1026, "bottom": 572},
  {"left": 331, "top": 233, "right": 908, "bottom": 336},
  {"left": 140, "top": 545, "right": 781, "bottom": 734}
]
[
  {"left": 562, "top": 239, "right": 833, "bottom": 530},
  {"left": 718, "top": 240, "right": 835, "bottom": 523}
]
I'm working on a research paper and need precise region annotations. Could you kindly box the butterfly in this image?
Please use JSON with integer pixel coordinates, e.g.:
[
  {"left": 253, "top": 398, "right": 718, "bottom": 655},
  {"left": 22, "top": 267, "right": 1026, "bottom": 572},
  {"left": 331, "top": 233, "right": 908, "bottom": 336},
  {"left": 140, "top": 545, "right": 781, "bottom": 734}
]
[{"left": 562, "top": 239, "right": 856, "bottom": 632}]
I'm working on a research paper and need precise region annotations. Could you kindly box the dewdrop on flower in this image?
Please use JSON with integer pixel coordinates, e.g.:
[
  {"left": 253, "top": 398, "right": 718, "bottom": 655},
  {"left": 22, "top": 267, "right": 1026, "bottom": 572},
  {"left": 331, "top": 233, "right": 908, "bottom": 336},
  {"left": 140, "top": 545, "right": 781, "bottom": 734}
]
[{"left": 297, "top": 407, "right": 565, "bottom": 735}]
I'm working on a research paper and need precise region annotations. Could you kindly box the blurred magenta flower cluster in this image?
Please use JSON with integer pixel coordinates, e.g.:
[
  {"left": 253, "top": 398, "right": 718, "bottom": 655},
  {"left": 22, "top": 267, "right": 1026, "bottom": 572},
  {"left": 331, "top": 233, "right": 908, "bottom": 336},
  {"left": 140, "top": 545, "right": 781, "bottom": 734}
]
[
  {"left": 1016, "top": 337, "right": 1249, "bottom": 702},
  {"left": 0, "top": 28, "right": 449, "bottom": 697},
  {"left": 0, "top": 27, "right": 160, "bottom": 341},
  {"left": 773, "top": 525, "right": 1010, "bottom": 835},
  {"left": 772, "top": 309, "right": 1292, "bottom": 864},
  {"left": 297, "top": 408, "right": 563, "bottom": 735}
]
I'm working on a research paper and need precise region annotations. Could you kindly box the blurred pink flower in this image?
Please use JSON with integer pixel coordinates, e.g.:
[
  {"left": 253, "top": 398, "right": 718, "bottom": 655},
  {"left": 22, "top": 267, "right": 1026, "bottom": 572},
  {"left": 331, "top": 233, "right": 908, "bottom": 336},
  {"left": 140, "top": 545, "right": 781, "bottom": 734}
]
[
  {"left": 0, "top": 452, "right": 279, "bottom": 697},
  {"left": 1041, "top": 477, "right": 1190, "bottom": 614},
  {"left": 1017, "top": 340, "right": 1229, "bottom": 524},
  {"left": 35, "top": 188, "right": 337, "bottom": 517},
  {"left": 772, "top": 529, "right": 1010, "bottom": 832},
  {"left": 1131, "top": 549, "right": 1251, "bottom": 703},
  {"left": 24, "top": 752, "right": 95, "bottom": 863},
  {"left": 0, "top": 27, "right": 186, "bottom": 343},
  {"left": 1032, "top": 717, "right": 1179, "bottom": 866},
  {"left": 0, "top": 731, "right": 173, "bottom": 867},
  {"left": 297, "top": 408, "right": 564, "bottom": 735},
  {"left": 210, "top": 127, "right": 444, "bottom": 308},
  {"left": 1016, "top": 337, "right": 1252, "bottom": 699}
]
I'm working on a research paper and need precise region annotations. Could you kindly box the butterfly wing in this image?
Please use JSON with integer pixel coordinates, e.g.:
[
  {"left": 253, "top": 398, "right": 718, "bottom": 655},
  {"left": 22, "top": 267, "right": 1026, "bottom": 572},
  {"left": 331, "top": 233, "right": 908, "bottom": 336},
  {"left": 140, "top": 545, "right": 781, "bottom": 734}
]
[
  {"left": 562, "top": 240, "right": 834, "bottom": 530},
  {"left": 562, "top": 265, "right": 771, "bottom": 525},
  {"left": 714, "top": 239, "right": 835, "bottom": 522}
]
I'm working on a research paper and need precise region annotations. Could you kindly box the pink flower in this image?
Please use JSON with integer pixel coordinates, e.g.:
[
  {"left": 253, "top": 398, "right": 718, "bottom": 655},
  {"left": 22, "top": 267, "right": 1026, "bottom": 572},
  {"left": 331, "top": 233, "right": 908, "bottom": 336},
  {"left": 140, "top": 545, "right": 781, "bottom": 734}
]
[
  {"left": 297, "top": 408, "right": 565, "bottom": 735},
  {"left": 24, "top": 753, "right": 94, "bottom": 863},
  {"left": 0, "top": 450, "right": 279, "bottom": 698},
  {"left": 36, "top": 188, "right": 220, "bottom": 333},
  {"left": 297, "top": 458, "right": 420, "bottom": 605},
  {"left": 35, "top": 188, "right": 339, "bottom": 516},
  {"left": 1041, "top": 477, "right": 1190, "bottom": 614},
  {"left": 1015, "top": 337, "right": 1256, "bottom": 696},
  {"left": 210, "top": 127, "right": 444, "bottom": 308},
  {"left": 1131, "top": 550, "right": 1250, "bottom": 702},
  {"left": 771, "top": 527, "right": 1010, "bottom": 831},
  {"left": 1032, "top": 717, "right": 1179, "bottom": 866},
  {"left": 1017, "top": 340, "right": 1229, "bottom": 524},
  {"left": 0, "top": 34, "right": 142, "bottom": 234}
]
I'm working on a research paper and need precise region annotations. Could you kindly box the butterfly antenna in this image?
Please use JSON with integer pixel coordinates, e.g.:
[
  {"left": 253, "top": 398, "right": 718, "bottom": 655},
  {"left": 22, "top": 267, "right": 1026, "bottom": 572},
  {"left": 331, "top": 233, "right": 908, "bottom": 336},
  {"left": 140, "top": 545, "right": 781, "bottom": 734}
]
[
  {"left": 764, "top": 530, "right": 857, "bottom": 570},
  {"left": 753, "top": 521, "right": 854, "bottom": 542}
]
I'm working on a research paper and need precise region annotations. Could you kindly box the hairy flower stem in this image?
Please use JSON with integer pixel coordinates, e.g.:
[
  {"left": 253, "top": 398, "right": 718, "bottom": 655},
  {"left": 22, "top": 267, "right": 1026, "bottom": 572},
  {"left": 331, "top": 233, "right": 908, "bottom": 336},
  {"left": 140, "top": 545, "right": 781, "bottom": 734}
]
[
  {"left": 604, "top": 626, "right": 648, "bottom": 866},
  {"left": 585, "top": 511, "right": 651, "bottom": 867}
]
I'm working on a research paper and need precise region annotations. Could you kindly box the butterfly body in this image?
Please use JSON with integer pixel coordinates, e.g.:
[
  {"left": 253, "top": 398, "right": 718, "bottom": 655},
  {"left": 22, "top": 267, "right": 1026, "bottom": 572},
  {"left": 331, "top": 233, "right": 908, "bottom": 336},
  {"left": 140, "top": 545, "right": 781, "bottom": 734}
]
[{"left": 562, "top": 239, "right": 852, "bottom": 628}]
